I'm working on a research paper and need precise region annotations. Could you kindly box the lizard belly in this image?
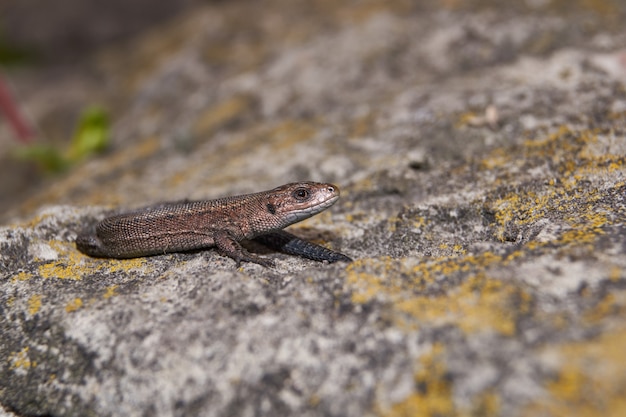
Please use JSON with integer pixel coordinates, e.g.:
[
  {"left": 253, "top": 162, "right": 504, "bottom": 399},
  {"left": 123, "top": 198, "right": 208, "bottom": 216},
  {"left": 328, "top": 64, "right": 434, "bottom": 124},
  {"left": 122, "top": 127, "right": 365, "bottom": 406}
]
[{"left": 103, "top": 229, "right": 216, "bottom": 257}]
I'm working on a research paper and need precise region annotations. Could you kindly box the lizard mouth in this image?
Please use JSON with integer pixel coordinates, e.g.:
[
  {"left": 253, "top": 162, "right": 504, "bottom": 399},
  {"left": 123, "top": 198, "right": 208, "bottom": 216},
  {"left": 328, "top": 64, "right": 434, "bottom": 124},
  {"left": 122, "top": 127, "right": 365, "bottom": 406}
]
[{"left": 283, "top": 192, "right": 339, "bottom": 225}]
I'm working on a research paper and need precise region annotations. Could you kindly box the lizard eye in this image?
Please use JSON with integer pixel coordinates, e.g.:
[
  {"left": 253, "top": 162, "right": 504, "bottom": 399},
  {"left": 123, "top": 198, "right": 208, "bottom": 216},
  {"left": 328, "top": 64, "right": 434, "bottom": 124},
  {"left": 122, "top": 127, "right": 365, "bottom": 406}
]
[{"left": 292, "top": 188, "right": 310, "bottom": 201}]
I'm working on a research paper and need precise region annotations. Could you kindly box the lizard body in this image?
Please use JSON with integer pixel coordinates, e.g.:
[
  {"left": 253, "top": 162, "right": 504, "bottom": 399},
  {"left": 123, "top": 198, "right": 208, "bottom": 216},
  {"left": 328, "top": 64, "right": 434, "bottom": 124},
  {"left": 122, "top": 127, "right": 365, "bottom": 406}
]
[{"left": 76, "top": 182, "right": 351, "bottom": 266}]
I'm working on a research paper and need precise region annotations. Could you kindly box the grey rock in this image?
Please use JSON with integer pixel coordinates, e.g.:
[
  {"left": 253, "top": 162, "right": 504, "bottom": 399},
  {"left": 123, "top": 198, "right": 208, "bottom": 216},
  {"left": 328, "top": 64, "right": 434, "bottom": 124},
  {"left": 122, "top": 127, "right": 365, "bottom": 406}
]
[{"left": 2, "top": 1, "right": 626, "bottom": 416}]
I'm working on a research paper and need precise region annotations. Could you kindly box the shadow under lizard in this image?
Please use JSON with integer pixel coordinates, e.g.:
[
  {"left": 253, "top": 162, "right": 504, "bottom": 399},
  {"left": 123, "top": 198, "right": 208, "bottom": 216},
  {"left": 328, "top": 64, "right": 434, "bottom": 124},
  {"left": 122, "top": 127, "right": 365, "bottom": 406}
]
[{"left": 76, "top": 182, "right": 352, "bottom": 267}]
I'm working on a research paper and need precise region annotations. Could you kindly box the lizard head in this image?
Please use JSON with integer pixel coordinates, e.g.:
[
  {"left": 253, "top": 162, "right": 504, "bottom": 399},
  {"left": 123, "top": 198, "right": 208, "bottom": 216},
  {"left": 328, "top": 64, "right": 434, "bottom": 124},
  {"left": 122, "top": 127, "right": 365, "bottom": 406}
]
[{"left": 258, "top": 181, "right": 341, "bottom": 230}]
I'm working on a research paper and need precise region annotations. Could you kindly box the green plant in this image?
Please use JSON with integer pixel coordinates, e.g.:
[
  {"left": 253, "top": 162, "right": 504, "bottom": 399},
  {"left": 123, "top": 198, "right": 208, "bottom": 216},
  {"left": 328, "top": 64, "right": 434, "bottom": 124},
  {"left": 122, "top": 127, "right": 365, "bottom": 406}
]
[{"left": 13, "top": 106, "right": 110, "bottom": 173}]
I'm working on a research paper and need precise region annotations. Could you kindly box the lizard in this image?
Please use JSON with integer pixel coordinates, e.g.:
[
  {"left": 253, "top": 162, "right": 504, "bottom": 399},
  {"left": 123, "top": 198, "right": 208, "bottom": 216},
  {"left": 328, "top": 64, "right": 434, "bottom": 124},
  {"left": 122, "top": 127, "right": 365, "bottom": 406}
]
[{"left": 75, "top": 182, "right": 352, "bottom": 267}]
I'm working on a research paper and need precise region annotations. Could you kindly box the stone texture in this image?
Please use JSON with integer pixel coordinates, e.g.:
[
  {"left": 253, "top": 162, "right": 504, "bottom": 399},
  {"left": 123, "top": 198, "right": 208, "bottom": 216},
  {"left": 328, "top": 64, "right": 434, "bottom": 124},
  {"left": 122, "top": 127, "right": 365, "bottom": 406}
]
[{"left": 2, "top": 1, "right": 626, "bottom": 416}]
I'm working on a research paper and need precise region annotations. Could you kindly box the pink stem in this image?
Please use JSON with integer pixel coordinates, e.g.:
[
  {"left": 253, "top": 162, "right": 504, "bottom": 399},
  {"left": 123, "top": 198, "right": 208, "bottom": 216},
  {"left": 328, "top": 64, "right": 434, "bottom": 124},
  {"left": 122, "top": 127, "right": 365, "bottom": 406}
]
[{"left": 0, "top": 74, "right": 34, "bottom": 143}]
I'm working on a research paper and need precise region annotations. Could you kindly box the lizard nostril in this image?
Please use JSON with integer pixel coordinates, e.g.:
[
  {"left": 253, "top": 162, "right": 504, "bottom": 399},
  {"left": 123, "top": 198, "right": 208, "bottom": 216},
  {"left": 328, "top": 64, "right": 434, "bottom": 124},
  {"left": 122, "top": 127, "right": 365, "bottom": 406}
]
[{"left": 328, "top": 186, "right": 335, "bottom": 194}]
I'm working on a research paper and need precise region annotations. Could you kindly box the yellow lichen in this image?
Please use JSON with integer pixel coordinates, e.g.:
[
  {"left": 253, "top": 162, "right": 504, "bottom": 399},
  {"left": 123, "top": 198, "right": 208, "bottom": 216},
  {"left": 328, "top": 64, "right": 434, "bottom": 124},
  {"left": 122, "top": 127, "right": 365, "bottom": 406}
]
[
  {"left": 192, "top": 95, "right": 252, "bottom": 137},
  {"left": 387, "top": 344, "right": 455, "bottom": 417},
  {"left": 471, "top": 391, "right": 501, "bottom": 417},
  {"left": 490, "top": 177, "right": 615, "bottom": 246},
  {"left": 484, "top": 126, "right": 626, "bottom": 246},
  {"left": 38, "top": 241, "right": 89, "bottom": 280},
  {"left": 387, "top": 216, "right": 400, "bottom": 232},
  {"left": 347, "top": 259, "right": 392, "bottom": 305},
  {"left": 9, "top": 347, "right": 36, "bottom": 370},
  {"left": 264, "top": 120, "right": 318, "bottom": 151},
  {"left": 37, "top": 240, "right": 147, "bottom": 280},
  {"left": 609, "top": 266, "right": 622, "bottom": 282},
  {"left": 583, "top": 291, "right": 625, "bottom": 325},
  {"left": 452, "top": 244, "right": 465, "bottom": 254},
  {"left": 347, "top": 257, "right": 528, "bottom": 337},
  {"left": 65, "top": 298, "right": 83, "bottom": 313},
  {"left": 103, "top": 285, "right": 119, "bottom": 299},
  {"left": 394, "top": 274, "right": 523, "bottom": 337},
  {"left": 350, "top": 112, "right": 376, "bottom": 138},
  {"left": 11, "top": 271, "right": 32, "bottom": 282},
  {"left": 105, "top": 258, "right": 146, "bottom": 273},
  {"left": 523, "top": 330, "right": 626, "bottom": 417},
  {"left": 413, "top": 216, "right": 427, "bottom": 228},
  {"left": 27, "top": 294, "right": 42, "bottom": 315}
]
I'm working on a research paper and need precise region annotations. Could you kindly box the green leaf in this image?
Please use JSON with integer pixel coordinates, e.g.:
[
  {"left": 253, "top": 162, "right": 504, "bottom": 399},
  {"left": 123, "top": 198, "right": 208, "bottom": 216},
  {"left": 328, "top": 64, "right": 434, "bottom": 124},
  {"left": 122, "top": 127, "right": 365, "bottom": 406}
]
[
  {"left": 13, "top": 144, "right": 69, "bottom": 173},
  {"left": 67, "top": 106, "right": 110, "bottom": 161},
  {"left": 11, "top": 106, "right": 110, "bottom": 173}
]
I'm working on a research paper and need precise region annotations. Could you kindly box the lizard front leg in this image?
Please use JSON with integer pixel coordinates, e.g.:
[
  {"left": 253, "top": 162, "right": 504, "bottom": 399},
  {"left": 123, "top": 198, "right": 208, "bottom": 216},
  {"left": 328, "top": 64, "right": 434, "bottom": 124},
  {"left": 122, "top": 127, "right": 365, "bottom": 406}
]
[{"left": 213, "top": 230, "right": 275, "bottom": 267}]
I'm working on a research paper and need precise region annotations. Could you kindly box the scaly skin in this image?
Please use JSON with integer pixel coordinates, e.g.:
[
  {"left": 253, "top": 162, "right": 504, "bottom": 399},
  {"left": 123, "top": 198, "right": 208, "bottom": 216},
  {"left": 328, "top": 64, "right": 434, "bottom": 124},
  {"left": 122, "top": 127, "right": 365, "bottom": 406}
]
[{"left": 76, "top": 182, "right": 352, "bottom": 266}]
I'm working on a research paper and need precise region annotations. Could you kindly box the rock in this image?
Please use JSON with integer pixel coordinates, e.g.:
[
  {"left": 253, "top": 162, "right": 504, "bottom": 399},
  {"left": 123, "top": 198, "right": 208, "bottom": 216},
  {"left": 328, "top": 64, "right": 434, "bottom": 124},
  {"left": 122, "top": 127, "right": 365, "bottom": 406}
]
[{"left": 2, "top": 1, "right": 626, "bottom": 416}]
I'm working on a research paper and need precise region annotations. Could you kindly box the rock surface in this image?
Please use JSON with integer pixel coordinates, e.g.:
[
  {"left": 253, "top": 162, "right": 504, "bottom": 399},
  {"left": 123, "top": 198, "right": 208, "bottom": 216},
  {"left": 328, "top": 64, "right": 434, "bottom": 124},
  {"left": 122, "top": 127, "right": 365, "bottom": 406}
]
[{"left": 2, "top": 1, "right": 626, "bottom": 416}]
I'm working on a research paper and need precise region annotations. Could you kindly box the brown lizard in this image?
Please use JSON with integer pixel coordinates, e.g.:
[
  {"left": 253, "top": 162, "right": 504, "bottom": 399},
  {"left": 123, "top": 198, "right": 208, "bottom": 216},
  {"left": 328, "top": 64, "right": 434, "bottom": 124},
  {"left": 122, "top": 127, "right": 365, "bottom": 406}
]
[{"left": 76, "top": 182, "right": 352, "bottom": 267}]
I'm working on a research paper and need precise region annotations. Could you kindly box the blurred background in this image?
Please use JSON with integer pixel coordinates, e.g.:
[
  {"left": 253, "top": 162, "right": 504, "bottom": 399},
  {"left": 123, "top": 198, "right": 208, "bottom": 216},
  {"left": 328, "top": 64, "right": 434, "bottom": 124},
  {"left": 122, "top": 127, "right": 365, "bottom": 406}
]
[
  {"left": 0, "top": 0, "right": 207, "bottom": 217},
  {"left": 1, "top": 0, "right": 625, "bottom": 222},
  {"left": 1, "top": 0, "right": 205, "bottom": 63}
]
